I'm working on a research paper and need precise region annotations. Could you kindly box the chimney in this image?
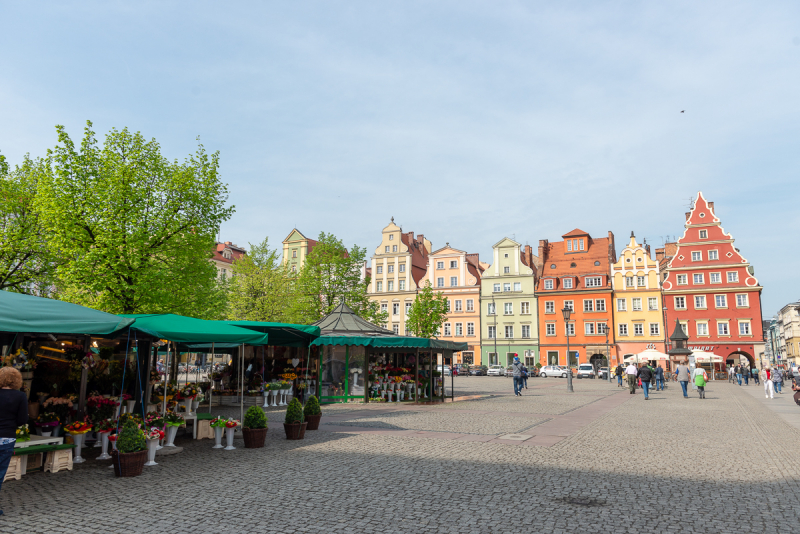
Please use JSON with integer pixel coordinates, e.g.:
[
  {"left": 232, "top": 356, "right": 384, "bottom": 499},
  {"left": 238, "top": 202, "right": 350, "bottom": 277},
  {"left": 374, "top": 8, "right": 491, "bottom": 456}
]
[
  {"left": 225, "top": 241, "right": 232, "bottom": 245},
  {"left": 538, "top": 239, "right": 548, "bottom": 262},
  {"left": 655, "top": 248, "right": 664, "bottom": 263},
  {"left": 708, "top": 201, "right": 714, "bottom": 213},
  {"left": 685, "top": 212, "right": 691, "bottom": 221}
]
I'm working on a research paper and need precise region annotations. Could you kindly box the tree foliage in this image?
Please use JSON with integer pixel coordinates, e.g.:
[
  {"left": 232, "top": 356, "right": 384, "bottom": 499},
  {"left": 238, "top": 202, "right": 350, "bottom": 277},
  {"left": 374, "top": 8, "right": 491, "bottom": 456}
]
[
  {"left": 406, "top": 281, "right": 448, "bottom": 339},
  {"left": 34, "top": 121, "right": 232, "bottom": 316},
  {"left": 226, "top": 237, "right": 295, "bottom": 322}
]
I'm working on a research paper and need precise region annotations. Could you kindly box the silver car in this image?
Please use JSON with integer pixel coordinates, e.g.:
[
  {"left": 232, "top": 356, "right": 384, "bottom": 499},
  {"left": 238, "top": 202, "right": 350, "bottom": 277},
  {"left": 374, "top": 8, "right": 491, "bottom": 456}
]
[
  {"left": 539, "top": 365, "right": 568, "bottom": 378},
  {"left": 487, "top": 365, "right": 506, "bottom": 376}
]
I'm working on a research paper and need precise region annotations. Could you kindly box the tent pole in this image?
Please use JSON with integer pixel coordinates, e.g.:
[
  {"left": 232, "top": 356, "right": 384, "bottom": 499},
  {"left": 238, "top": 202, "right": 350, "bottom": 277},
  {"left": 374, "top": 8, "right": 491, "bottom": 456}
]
[
  {"left": 304, "top": 344, "right": 311, "bottom": 407},
  {"left": 161, "top": 344, "right": 169, "bottom": 417},
  {"left": 451, "top": 350, "right": 454, "bottom": 402},
  {"left": 240, "top": 344, "right": 245, "bottom": 422},
  {"left": 415, "top": 348, "right": 419, "bottom": 404},
  {"left": 208, "top": 342, "right": 214, "bottom": 415},
  {"left": 77, "top": 336, "right": 90, "bottom": 418},
  {"left": 364, "top": 348, "right": 370, "bottom": 404}
]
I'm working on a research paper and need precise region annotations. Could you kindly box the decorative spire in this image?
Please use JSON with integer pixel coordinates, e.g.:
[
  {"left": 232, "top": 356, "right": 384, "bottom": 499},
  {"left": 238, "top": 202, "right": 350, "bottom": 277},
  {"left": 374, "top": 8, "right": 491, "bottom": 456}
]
[{"left": 391, "top": 216, "right": 394, "bottom": 223}]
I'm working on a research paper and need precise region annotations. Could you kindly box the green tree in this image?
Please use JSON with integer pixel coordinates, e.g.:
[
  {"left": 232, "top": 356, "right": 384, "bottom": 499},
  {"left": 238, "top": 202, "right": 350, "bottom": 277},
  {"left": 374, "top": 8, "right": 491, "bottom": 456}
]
[
  {"left": 406, "top": 281, "right": 448, "bottom": 339},
  {"left": 0, "top": 153, "right": 55, "bottom": 295},
  {"left": 226, "top": 237, "right": 295, "bottom": 322},
  {"left": 290, "top": 232, "right": 385, "bottom": 325},
  {"left": 34, "top": 121, "right": 232, "bottom": 317}
]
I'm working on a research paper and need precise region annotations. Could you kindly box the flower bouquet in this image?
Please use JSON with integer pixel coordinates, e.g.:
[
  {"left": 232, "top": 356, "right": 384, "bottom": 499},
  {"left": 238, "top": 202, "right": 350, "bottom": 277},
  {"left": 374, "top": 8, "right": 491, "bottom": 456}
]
[
  {"left": 64, "top": 421, "right": 92, "bottom": 463},
  {"left": 209, "top": 416, "right": 226, "bottom": 448},
  {"left": 144, "top": 411, "right": 164, "bottom": 429},
  {"left": 94, "top": 419, "right": 115, "bottom": 459},
  {"left": 223, "top": 418, "right": 240, "bottom": 450},
  {"left": 43, "top": 397, "right": 73, "bottom": 423},
  {"left": 153, "top": 382, "right": 177, "bottom": 400},
  {"left": 117, "top": 412, "right": 144, "bottom": 428},
  {"left": 178, "top": 383, "right": 198, "bottom": 399},
  {"left": 36, "top": 411, "right": 60, "bottom": 429},
  {"left": 63, "top": 421, "right": 91, "bottom": 434},
  {"left": 16, "top": 424, "right": 31, "bottom": 442},
  {"left": 145, "top": 427, "right": 165, "bottom": 441},
  {"left": 87, "top": 395, "right": 117, "bottom": 420},
  {"left": 163, "top": 412, "right": 184, "bottom": 447},
  {"left": 94, "top": 418, "right": 114, "bottom": 433}
]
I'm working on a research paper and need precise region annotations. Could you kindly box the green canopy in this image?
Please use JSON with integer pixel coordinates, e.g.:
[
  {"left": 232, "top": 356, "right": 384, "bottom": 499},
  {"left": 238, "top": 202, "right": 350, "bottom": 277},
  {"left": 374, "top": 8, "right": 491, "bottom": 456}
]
[
  {"left": 120, "top": 314, "right": 269, "bottom": 345},
  {"left": 311, "top": 335, "right": 468, "bottom": 351},
  {"left": 0, "top": 290, "right": 134, "bottom": 336},
  {"left": 221, "top": 321, "right": 320, "bottom": 347}
]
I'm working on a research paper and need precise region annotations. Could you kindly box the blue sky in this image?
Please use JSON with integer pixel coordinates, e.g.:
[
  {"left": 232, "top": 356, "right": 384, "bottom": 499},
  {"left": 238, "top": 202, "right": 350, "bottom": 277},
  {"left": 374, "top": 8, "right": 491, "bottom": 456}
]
[{"left": 1, "top": 2, "right": 798, "bottom": 317}]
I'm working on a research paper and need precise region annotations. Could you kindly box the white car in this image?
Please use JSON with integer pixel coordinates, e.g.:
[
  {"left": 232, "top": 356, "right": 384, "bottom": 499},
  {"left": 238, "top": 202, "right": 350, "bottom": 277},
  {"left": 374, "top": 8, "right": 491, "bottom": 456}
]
[
  {"left": 577, "top": 363, "right": 596, "bottom": 379},
  {"left": 539, "top": 365, "right": 568, "bottom": 378},
  {"left": 487, "top": 365, "right": 506, "bottom": 376}
]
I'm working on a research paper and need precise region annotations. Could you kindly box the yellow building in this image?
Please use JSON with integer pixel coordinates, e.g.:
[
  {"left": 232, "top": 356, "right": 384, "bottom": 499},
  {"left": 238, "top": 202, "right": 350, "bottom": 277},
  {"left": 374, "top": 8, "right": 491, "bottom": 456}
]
[
  {"left": 611, "top": 233, "right": 666, "bottom": 362},
  {"left": 282, "top": 229, "right": 317, "bottom": 273}
]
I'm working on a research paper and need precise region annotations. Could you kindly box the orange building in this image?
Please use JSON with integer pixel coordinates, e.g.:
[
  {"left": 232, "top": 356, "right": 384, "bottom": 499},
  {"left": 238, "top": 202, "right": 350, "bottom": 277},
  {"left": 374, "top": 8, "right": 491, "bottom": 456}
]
[{"left": 537, "top": 229, "right": 617, "bottom": 368}]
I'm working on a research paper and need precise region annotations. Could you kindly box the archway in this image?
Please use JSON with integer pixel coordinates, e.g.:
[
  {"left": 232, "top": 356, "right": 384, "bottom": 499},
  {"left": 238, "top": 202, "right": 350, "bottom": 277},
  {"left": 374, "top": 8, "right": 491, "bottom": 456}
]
[
  {"left": 726, "top": 351, "right": 754, "bottom": 368},
  {"left": 589, "top": 353, "right": 607, "bottom": 373}
]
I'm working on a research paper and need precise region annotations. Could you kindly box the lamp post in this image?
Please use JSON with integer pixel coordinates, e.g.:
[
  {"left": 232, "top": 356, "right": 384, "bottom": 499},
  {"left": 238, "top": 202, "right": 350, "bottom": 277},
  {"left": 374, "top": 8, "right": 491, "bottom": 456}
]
[
  {"left": 604, "top": 324, "right": 611, "bottom": 383},
  {"left": 562, "top": 306, "right": 574, "bottom": 393},
  {"left": 492, "top": 295, "right": 497, "bottom": 367}
]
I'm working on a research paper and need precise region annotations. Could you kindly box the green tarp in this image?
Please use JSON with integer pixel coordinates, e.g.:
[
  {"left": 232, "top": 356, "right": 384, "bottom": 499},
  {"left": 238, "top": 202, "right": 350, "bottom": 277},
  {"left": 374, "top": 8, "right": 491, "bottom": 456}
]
[
  {"left": 221, "top": 321, "right": 320, "bottom": 347},
  {"left": 120, "top": 314, "right": 269, "bottom": 345},
  {"left": 0, "top": 290, "right": 134, "bottom": 336},
  {"left": 311, "top": 335, "right": 468, "bottom": 351}
]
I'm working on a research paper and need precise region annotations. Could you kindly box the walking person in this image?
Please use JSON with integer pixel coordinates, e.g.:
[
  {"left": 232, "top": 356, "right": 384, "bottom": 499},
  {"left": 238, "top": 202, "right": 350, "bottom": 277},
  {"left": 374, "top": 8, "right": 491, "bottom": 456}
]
[
  {"left": 743, "top": 365, "right": 749, "bottom": 385},
  {"left": 521, "top": 364, "right": 529, "bottom": 389},
  {"left": 772, "top": 367, "right": 784, "bottom": 394},
  {"left": 735, "top": 365, "right": 742, "bottom": 385},
  {"left": 0, "top": 367, "right": 29, "bottom": 514},
  {"left": 728, "top": 366, "right": 735, "bottom": 383},
  {"left": 675, "top": 360, "right": 691, "bottom": 398},
  {"left": 615, "top": 364, "right": 624, "bottom": 387},
  {"left": 752, "top": 367, "right": 760, "bottom": 385},
  {"left": 625, "top": 361, "right": 638, "bottom": 394},
  {"left": 693, "top": 365, "right": 708, "bottom": 399},
  {"left": 511, "top": 357, "right": 524, "bottom": 397},
  {"left": 638, "top": 363, "right": 653, "bottom": 400},
  {"left": 761, "top": 366, "right": 774, "bottom": 399},
  {"left": 655, "top": 365, "right": 665, "bottom": 391}
]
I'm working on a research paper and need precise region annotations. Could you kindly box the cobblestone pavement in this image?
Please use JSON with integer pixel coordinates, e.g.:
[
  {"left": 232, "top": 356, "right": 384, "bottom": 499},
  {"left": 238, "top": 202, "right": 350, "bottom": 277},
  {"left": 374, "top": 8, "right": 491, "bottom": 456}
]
[{"left": 3, "top": 376, "right": 800, "bottom": 534}]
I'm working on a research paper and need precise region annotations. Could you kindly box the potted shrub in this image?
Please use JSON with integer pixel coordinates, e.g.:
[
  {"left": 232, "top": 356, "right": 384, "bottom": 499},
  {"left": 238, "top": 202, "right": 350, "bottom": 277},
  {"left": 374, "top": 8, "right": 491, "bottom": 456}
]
[
  {"left": 242, "top": 406, "right": 268, "bottom": 448},
  {"left": 111, "top": 420, "right": 147, "bottom": 477},
  {"left": 303, "top": 396, "right": 322, "bottom": 430},
  {"left": 283, "top": 398, "right": 306, "bottom": 440}
]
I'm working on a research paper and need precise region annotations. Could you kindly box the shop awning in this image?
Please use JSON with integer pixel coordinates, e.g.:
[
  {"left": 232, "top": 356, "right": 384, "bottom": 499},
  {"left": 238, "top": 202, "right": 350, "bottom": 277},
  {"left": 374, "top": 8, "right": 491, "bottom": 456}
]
[
  {"left": 120, "top": 314, "right": 269, "bottom": 345},
  {"left": 0, "top": 290, "right": 134, "bottom": 336},
  {"left": 221, "top": 321, "right": 320, "bottom": 347}
]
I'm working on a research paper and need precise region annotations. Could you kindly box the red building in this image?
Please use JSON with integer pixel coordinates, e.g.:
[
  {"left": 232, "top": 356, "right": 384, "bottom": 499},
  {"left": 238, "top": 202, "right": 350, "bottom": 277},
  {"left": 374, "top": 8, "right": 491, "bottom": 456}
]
[{"left": 661, "top": 192, "right": 764, "bottom": 367}]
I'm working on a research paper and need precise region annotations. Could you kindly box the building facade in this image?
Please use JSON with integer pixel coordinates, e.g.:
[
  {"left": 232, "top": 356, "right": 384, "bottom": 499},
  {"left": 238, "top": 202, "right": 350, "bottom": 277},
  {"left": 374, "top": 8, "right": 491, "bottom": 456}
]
[
  {"left": 211, "top": 241, "right": 246, "bottom": 280},
  {"left": 610, "top": 233, "right": 666, "bottom": 365},
  {"left": 537, "top": 229, "right": 616, "bottom": 368},
  {"left": 479, "top": 238, "right": 539, "bottom": 368},
  {"left": 662, "top": 192, "right": 764, "bottom": 366},
  {"left": 367, "top": 219, "right": 431, "bottom": 336},
  {"left": 776, "top": 302, "right": 800, "bottom": 367},
  {"left": 422, "top": 244, "right": 485, "bottom": 365},
  {"left": 282, "top": 229, "right": 317, "bottom": 273}
]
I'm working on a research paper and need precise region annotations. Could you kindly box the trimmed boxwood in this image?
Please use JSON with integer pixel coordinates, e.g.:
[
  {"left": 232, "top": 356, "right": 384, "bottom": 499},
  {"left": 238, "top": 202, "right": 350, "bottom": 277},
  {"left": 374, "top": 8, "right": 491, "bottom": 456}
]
[
  {"left": 303, "top": 395, "right": 321, "bottom": 417},
  {"left": 285, "top": 398, "right": 303, "bottom": 424},
  {"left": 116, "top": 420, "right": 146, "bottom": 454},
  {"left": 244, "top": 406, "right": 267, "bottom": 429}
]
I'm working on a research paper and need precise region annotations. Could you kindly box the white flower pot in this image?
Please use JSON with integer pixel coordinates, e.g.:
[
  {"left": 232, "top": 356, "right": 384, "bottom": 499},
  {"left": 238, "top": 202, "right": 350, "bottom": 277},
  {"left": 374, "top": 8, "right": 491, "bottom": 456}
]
[
  {"left": 165, "top": 425, "right": 179, "bottom": 447},
  {"left": 126, "top": 400, "right": 135, "bottom": 413},
  {"left": 224, "top": 427, "right": 236, "bottom": 450},
  {"left": 41, "top": 431, "right": 52, "bottom": 437},
  {"left": 262, "top": 394, "right": 270, "bottom": 408},
  {"left": 72, "top": 433, "right": 86, "bottom": 463},
  {"left": 213, "top": 427, "right": 224, "bottom": 448},
  {"left": 270, "top": 390, "right": 278, "bottom": 406},
  {"left": 386, "top": 390, "right": 393, "bottom": 402},
  {"left": 144, "top": 438, "right": 159, "bottom": 466},
  {"left": 114, "top": 405, "right": 122, "bottom": 418},
  {"left": 97, "top": 432, "right": 112, "bottom": 460},
  {"left": 192, "top": 400, "right": 200, "bottom": 411},
  {"left": 183, "top": 399, "right": 193, "bottom": 415}
]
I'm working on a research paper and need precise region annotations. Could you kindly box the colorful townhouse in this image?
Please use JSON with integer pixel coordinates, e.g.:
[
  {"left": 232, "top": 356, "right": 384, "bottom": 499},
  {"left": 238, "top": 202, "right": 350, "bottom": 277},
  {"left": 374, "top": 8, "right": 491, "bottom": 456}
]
[
  {"left": 479, "top": 238, "right": 539, "bottom": 367},
  {"left": 282, "top": 229, "right": 317, "bottom": 273},
  {"left": 422, "top": 244, "right": 486, "bottom": 365},
  {"left": 537, "top": 230, "right": 616, "bottom": 368},
  {"left": 367, "top": 218, "right": 431, "bottom": 336},
  {"left": 211, "top": 241, "right": 246, "bottom": 281},
  {"left": 610, "top": 233, "right": 666, "bottom": 365},
  {"left": 661, "top": 192, "right": 764, "bottom": 367}
]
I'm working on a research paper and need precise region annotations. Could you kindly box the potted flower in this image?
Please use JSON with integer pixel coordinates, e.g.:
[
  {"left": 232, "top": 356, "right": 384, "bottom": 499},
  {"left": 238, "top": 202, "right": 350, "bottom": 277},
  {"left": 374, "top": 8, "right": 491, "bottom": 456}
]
[
  {"left": 209, "top": 416, "right": 226, "bottom": 448},
  {"left": 111, "top": 420, "right": 147, "bottom": 477},
  {"left": 303, "top": 396, "right": 322, "bottom": 430},
  {"left": 63, "top": 421, "right": 92, "bottom": 463},
  {"left": 42, "top": 397, "right": 73, "bottom": 426},
  {"left": 163, "top": 412, "right": 184, "bottom": 447},
  {"left": 87, "top": 395, "right": 117, "bottom": 421},
  {"left": 223, "top": 418, "right": 240, "bottom": 450},
  {"left": 35, "top": 412, "right": 60, "bottom": 437},
  {"left": 120, "top": 393, "right": 134, "bottom": 414},
  {"left": 283, "top": 398, "right": 306, "bottom": 440},
  {"left": 242, "top": 406, "right": 268, "bottom": 448},
  {"left": 143, "top": 427, "right": 164, "bottom": 466},
  {"left": 16, "top": 424, "right": 31, "bottom": 443},
  {"left": 118, "top": 412, "right": 144, "bottom": 428},
  {"left": 94, "top": 418, "right": 114, "bottom": 460},
  {"left": 153, "top": 382, "right": 177, "bottom": 402}
]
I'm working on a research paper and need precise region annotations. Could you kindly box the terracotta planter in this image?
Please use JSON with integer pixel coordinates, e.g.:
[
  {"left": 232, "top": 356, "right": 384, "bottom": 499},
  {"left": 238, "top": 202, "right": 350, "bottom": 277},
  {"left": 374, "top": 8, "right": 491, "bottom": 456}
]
[
  {"left": 305, "top": 414, "right": 322, "bottom": 430},
  {"left": 283, "top": 422, "right": 307, "bottom": 440},
  {"left": 242, "top": 427, "right": 268, "bottom": 448},
  {"left": 111, "top": 449, "right": 147, "bottom": 477}
]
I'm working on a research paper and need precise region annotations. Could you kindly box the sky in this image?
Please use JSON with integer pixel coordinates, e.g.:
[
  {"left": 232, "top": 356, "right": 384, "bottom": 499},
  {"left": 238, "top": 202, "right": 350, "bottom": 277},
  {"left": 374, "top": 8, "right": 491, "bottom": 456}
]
[{"left": 1, "top": 1, "right": 798, "bottom": 317}]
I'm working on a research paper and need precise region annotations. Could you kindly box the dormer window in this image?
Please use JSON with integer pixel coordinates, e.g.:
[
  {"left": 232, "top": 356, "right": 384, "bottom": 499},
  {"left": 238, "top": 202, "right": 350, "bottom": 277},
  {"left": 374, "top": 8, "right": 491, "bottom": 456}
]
[
  {"left": 544, "top": 279, "right": 554, "bottom": 290},
  {"left": 563, "top": 278, "right": 573, "bottom": 289},
  {"left": 222, "top": 249, "right": 232, "bottom": 260}
]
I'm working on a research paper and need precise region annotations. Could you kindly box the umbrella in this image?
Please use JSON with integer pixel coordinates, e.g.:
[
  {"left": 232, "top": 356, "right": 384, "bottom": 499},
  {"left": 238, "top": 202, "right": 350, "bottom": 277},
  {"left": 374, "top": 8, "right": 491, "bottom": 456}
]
[
  {"left": 624, "top": 354, "right": 651, "bottom": 363},
  {"left": 635, "top": 348, "right": 669, "bottom": 361},
  {"left": 692, "top": 350, "right": 724, "bottom": 363}
]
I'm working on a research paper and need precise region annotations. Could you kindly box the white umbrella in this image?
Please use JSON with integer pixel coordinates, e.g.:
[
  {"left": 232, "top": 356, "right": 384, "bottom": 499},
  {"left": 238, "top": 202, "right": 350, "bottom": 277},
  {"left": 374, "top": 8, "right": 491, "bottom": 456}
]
[
  {"left": 636, "top": 348, "right": 669, "bottom": 361},
  {"left": 692, "top": 350, "right": 724, "bottom": 363},
  {"left": 624, "top": 354, "right": 650, "bottom": 363}
]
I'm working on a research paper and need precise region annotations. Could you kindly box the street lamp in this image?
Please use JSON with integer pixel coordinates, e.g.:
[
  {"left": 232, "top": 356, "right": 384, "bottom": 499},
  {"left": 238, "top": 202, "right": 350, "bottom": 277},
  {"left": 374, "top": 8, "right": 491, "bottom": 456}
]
[
  {"left": 562, "top": 306, "right": 574, "bottom": 393},
  {"left": 492, "top": 294, "right": 497, "bottom": 367},
  {"left": 604, "top": 323, "right": 611, "bottom": 383}
]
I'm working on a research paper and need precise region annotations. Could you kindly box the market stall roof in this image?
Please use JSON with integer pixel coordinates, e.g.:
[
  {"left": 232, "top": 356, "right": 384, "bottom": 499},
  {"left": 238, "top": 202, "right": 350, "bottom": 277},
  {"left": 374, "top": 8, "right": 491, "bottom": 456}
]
[
  {"left": 313, "top": 302, "right": 393, "bottom": 336},
  {"left": 221, "top": 320, "right": 320, "bottom": 347},
  {"left": 0, "top": 290, "right": 134, "bottom": 336},
  {"left": 120, "top": 314, "right": 269, "bottom": 345}
]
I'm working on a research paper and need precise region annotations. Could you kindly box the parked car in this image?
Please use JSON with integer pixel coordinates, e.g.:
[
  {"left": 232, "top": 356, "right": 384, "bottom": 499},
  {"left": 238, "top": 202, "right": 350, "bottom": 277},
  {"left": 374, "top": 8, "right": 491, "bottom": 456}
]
[
  {"left": 539, "top": 365, "right": 568, "bottom": 378},
  {"left": 487, "top": 365, "right": 505, "bottom": 376},
  {"left": 469, "top": 365, "right": 488, "bottom": 376},
  {"left": 577, "top": 363, "right": 596, "bottom": 379},
  {"left": 598, "top": 367, "right": 609, "bottom": 379}
]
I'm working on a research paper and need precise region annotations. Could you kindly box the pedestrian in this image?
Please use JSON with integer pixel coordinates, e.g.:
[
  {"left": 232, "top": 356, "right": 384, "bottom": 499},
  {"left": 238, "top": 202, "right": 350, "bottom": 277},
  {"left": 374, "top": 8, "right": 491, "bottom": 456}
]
[
  {"left": 0, "top": 367, "right": 29, "bottom": 513},
  {"left": 735, "top": 365, "right": 742, "bottom": 386},
  {"left": 655, "top": 365, "right": 665, "bottom": 391},
  {"left": 511, "top": 357, "right": 524, "bottom": 396},
  {"left": 674, "top": 360, "right": 691, "bottom": 398},
  {"left": 791, "top": 369, "right": 800, "bottom": 405},
  {"left": 772, "top": 367, "right": 784, "bottom": 394},
  {"left": 615, "top": 364, "right": 624, "bottom": 387},
  {"left": 638, "top": 363, "right": 653, "bottom": 400},
  {"left": 692, "top": 365, "right": 708, "bottom": 399},
  {"left": 728, "top": 366, "right": 735, "bottom": 383},
  {"left": 752, "top": 367, "right": 760, "bottom": 385},
  {"left": 625, "top": 361, "right": 638, "bottom": 394},
  {"left": 761, "top": 366, "right": 774, "bottom": 399},
  {"left": 743, "top": 365, "right": 749, "bottom": 385},
  {"left": 521, "top": 364, "right": 528, "bottom": 389}
]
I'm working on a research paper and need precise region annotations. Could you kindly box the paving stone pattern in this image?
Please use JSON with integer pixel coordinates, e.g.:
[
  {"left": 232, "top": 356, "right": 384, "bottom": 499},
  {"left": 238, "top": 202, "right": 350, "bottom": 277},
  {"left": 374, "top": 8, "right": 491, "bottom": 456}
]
[{"left": 2, "top": 376, "right": 800, "bottom": 533}]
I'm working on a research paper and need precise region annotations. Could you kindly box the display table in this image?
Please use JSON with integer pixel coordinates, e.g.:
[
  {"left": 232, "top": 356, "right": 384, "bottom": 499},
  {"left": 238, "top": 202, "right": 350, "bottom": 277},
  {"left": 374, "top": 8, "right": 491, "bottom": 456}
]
[
  {"left": 9, "top": 437, "right": 68, "bottom": 479},
  {"left": 15, "top": 435, "right": 64, "bottom": 449}
]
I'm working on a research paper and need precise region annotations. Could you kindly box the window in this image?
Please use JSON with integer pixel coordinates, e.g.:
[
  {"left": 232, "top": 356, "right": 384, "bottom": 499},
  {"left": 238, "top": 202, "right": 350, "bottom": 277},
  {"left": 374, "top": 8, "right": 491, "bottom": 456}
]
[
  {"left": 567, "top": 240, "right": 572, "bottom": 252},
  {"left": 504, "top": 303, "right": 513, "bottom": 315},
  {"left": 505, "top": 326, "right": 514, "bottom": 339},
  {"left": 455, "top": 300, "right": 462, "bottom": 312},
  {"left": 387, "top": 281, "right": 394, "bottom": 291},
  {"left": 546, "top": 323, "right": 556, "bottom": 336},
  {"left": 674, "top": 296, "right": 686, "bottom": 309},
  {"left": 565, "top": 323, "right": 575, "bottom": 336},
  {"left": 677, "top": 274, "right": 688, "bottom": 285},
  {"left": 708, "top": 250, "right": 718, "bottom": 260},
  {"left": 715, "top": 295, "right": 727, "bottom": 308},
  {"left": 466, "top": 299, "right": 474, "bottom": 311},
  {"left": 405, "top": 302, "right": 412, "bottom": 315},
  {"left": 718, "top": 322, "right": 729, "bottom": 336},
  {"left": 545, "top": 301, "right": 555, "bottom": 314},
  {"left": 376, "top": 266, "right": 383, "bottom": 274},
  {"left": 637, "top": 276, "right": 645, "bottom": 287},
  {"left": 292, "top": 250, "right": 297, "bottom": 258},
  {"left": 521, "top": 325, "right": 530, "bottom": 338},
  {"left": 618, "top": 324, "right": 628, "bottom": 336},
  {"left": 455, "top": 323, "right": 462, "bottom": 336},
  {"left": 694, "top": 295, "right": 706, "bottom": 309},
  {"left": 450, "top": 260, "right": 457, "bottom": 268},
  {"left": 634, "top": 324, "right": 644, "bottom": 336},
  {"left": 699, "top": 229, "right": 708, "bottom": 239},
  {"left": 585, "top": 276, "right": 602, "bottom": 287},
  {"left": 467, "top": 323, "right": 474, "bottom": 336},
  {"left": 392, "top": 245, "right": 397, "bottom": 252},
  {"left": 389, "top": 234, "right": 393, "bottom": 240},
  {"left": 579, "top": 239, "right": 585, "bottom": 251},
  {"left": 649, "top": 323, "right": 660, "bottom": 336},
  {"left": 376, "top": 281, "right": 383, "bottom": 292},
  {"left": 617, "top": 298, "right": 627, "bottom": 311},
  {"left": 632, "top": 298, "right": 642, "bottom": 311},
  {"left": 626, "top": 276, "right": 634, "bottom": 287},
  {"left": 736, "top": 294, "right": 749, "bottom": 307},
  {"left": 399, "top": 280, "right": 405, "bottom": 290},
  {"left": 487, "top": 303, "right": 495, "bottom": 315},
  {"left": 521, "top": 302, "right": 530, "bottom": 314},
  {"left": 503, "top": 283, "right": 511, "bottom": 292},
  {"left": 648, "top": 297, "right": 658, "bottom": 311},
  {"left": 493, "top": 283, "right": 501, "bottom": 292},
  {"left": 385, "top": 246, "right": 389, "bottom": 253},
  {"left": 584, "top": 299, "right": 594, "bottom": 312},
  {"left": 388, "top": 264, "right": 394, "bottom": 273},
  {"left": 597, "top": 322, "right": 607, "bottom": 334},
  {"left": 697, "top": 323, "right": 709, "bottom": 336},
  {"left": 392, "top": 303, "right": 399, "bottom": 315},
  {"left": 488, "top": 326, "right": 496, "bottom": 339},
  {"left": 504, "top": 266, "right": 510, "bottom": 274},
  {"left": 405, "top": 326, "right": 411, "bottom": 336},
  {"left": 727, "top": 272, "right": 739, "bottom": 283},
  {"left": 437, "top": 278, "right": 445, "bottom": 288},
  {"left": 564, "top": 300, "right": 574, "bottom": 311},
  {"left": 446, "top": 300, "right": 451, "bottom": 312},
  {"left": 444, "top": 323, "right": 451, "bottom": 336},
  {"left": 514, "top": 282, "right": 521, "bottom": 291},
  {"left": 691, "top": 251, "right": 702, "bottom": 261},
  {"left": 693, "top": 274, "right": 704, "bottom": 284},
  {"left": 450, "top": 276, "right": 458, "bottom": 287},
  {"left": 596, "top": 299, "right": 606, "bottom": 311},
  {"left": 563, "top": 278, "right": 573, "bottom": 289},
  {"left": 392, "top": 324, "right": 399, "bottom": 334},
  {"left": 504, "top": 253, "right": 509, "bottom": 258},
  {"left": 585, "top": 323, "right": 595, "bottom": 335},
  {"left": 544, "top": 279, "right": 554, "bottom": 290},
  {"left": 381, "top": 303, "right": 388, "bottom": 313},
  {"left": 710, "top": 272, "right": 721, "bottom": 283},
  {"left": 739, "top": 321, "right": 751, "bottom": 335}
]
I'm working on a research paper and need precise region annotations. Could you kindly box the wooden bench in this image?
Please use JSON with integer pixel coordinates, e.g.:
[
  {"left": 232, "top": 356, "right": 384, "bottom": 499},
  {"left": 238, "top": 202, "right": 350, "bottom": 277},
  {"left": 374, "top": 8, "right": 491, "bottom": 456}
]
[{"left": 6, "top": 443, "right": 75, "bottom": 480}]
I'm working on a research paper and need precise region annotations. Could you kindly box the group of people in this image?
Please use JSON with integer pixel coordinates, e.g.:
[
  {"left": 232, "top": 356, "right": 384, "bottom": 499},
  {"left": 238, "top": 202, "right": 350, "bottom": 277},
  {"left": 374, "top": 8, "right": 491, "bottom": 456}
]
[
  {"left": 728, "top": 364, "right": 760, "bottom": 386},
  {"left": 614, "top": 360, "right": 707, "bottom": 400}
]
